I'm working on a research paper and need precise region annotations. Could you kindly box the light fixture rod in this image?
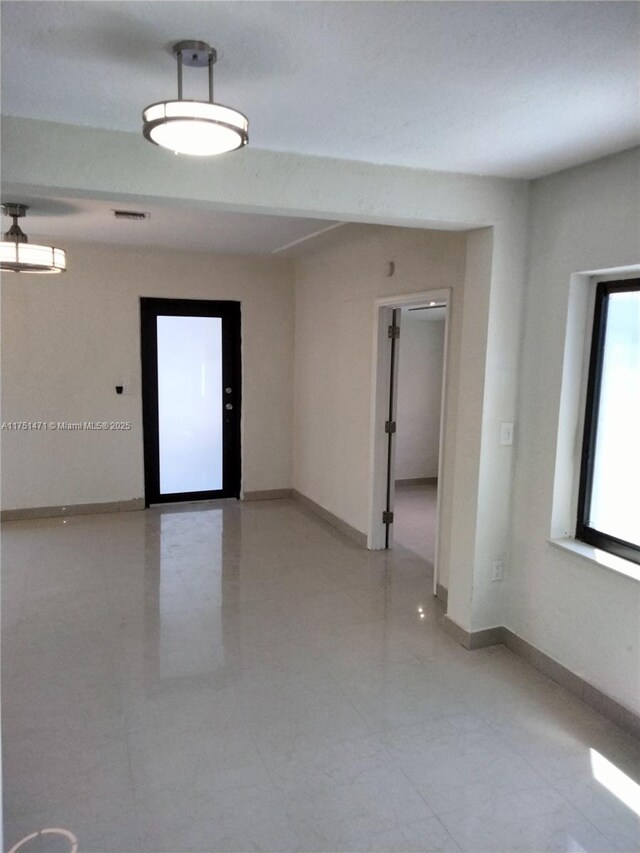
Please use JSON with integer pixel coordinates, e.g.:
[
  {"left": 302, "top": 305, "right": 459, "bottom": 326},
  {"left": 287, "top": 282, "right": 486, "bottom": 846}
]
[
  {"left": 1, "top": 203, "right": 29, "bottom": 243},
  {"left": 172, "top": 40, "right": 217, "bottom": 102}
]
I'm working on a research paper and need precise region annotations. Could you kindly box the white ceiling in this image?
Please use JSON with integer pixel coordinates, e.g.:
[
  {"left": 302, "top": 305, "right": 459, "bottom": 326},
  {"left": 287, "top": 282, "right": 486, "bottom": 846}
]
[
  {"left": 2, "top": 1, "right": 639, "bottom": 180},
  {"left": 1, "top": 195, "right": 343, "bottom": 255}
]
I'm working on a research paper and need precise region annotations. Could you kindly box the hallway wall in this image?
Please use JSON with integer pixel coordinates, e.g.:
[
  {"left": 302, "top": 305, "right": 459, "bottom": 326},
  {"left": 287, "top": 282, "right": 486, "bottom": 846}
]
[
  {"left": 292, "top": 225, "right": 467, "bottom": 584},
  {"left": 395, "top": 311, "right": 445, "bottom": 481}
]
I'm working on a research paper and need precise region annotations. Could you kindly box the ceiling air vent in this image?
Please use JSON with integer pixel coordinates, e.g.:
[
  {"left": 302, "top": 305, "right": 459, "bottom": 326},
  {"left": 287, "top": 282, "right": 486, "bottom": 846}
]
[{"left": 113, "top": 210, "right": 150, "bottom": 221}]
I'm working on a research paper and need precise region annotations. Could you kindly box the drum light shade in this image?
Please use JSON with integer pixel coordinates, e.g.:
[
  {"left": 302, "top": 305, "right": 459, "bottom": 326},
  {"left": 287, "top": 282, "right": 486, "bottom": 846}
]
[
  {"left": 0, "top": 204, "right": 66, "bottom": 274},
  {"left": 142, "top": 41, "right": 248, "bottom": 156},
  {"left": 143, "top": 100, "right": 248, "bottom": 156}
]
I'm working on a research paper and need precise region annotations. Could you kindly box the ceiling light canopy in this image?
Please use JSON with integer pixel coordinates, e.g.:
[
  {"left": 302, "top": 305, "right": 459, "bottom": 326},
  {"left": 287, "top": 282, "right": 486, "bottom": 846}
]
[
  {"left": 0, "top": 204, "right": 66, "bottom": 274},
  {"left": 142, "top": 40, "right": 248, "bottom": 157}
]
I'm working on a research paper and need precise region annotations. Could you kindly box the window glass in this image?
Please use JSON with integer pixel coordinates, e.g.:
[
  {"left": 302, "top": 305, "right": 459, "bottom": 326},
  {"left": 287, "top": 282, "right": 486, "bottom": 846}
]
[
  {"left": 157, "top": 315, "right": 223, "bottom": 494},
  {"left": 578, "top": 281, "right": 640, "bottom": 563},
  {"left": 588, "top": 290, "right": 640, "bottom": 544}
]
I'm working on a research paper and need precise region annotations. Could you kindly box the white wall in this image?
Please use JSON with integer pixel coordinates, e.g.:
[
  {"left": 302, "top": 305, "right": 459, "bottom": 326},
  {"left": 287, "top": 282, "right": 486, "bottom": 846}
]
[
  {"left": 509, "top": 147, "right": 640, "bottom": 714},
  {"left": 0, "top": 242, "right": 294, "bottom": 509},
  {"left": 395, "top": 311, "right": 444, "bottom": 480}
]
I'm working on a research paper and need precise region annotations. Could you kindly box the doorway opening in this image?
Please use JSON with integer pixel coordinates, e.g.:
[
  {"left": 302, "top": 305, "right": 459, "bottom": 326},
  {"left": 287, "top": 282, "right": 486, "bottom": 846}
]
[
  {"left": 393, "top": 302, "right": 446, "bottom": 563},
  {"left": 140, "top": 298, "right": 242, "bottom": 506},
  {"left": 369, "top": 290, "right": 450, "bottom": 598}
]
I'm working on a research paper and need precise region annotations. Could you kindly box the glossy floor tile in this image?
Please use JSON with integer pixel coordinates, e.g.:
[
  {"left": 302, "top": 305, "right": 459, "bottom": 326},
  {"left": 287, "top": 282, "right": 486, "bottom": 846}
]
[
  {"left": 393, "top": 483, "right": 438, "bottom": 564},
  {"left": 3, "top": 499, "right": 639, "bottom": 852}
]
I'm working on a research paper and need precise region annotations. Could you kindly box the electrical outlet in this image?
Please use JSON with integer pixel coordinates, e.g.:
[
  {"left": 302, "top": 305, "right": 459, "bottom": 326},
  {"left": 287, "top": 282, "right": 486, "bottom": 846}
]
[{"left": 491, "top": 560, "right": 504, "bottom": 581}]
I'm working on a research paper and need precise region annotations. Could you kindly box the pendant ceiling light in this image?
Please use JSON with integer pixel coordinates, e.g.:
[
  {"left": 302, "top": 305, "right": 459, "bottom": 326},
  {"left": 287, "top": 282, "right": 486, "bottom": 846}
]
[
  {"left": 142, "top": 40, "right": 248, "bottom": 156},
  {"left": 0, "top": 204, "right": 66, "bottom": 274}
]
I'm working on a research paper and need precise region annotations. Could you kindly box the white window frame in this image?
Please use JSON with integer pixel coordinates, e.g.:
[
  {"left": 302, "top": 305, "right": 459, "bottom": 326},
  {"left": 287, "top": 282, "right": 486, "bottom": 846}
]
[{"left": 549, "top": 265, "right": 640, "bottom": 582}]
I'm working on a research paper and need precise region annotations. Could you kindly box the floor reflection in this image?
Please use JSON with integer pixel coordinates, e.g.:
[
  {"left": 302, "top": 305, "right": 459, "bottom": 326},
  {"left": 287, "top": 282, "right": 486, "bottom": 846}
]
[
  {"left": 144, "top": 504, "right": 242, "bottom": 690},
  {"left": 3, "top": 499, "right": 639, "bottom": 852}
]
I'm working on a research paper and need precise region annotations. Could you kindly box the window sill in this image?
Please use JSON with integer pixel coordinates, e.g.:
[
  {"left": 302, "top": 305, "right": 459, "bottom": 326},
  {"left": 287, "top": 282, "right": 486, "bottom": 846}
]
[{"left": 549, "top": 537, "right": 640, "bottom": 582}]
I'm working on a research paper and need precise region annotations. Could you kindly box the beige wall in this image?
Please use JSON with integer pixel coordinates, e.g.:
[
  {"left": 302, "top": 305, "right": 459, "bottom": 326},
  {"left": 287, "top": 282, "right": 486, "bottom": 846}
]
[
  {"left": 395, "top": 312, "right": 445, "bottom": 481},
  {"left": 292, "top": 225, "right": 467, "bottom": 586},
  {"left": 0, "top": 242, "right": 295, "bottom": 509}
]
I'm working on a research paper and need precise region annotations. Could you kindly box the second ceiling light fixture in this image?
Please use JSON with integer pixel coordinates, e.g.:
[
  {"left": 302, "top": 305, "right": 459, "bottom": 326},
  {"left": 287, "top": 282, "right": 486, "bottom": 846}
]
[{"left": 142, "top": 40, "right": 249, "bottom": 157}]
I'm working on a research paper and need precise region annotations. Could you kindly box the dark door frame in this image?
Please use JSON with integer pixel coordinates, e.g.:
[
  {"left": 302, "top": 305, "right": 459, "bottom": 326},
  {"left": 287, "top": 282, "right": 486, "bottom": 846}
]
[{"left": 140, "top": 297, "right": 242, "bottom": 506}]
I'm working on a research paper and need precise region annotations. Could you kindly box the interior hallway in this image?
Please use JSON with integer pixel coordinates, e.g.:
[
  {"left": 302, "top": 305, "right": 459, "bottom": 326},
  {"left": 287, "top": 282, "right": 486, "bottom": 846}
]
[
  {"left": 3, "top": 500, "right": 640, "bottom": 853},
  {"left": 393, "top": 482, "right": 439, "bottom": 565}
]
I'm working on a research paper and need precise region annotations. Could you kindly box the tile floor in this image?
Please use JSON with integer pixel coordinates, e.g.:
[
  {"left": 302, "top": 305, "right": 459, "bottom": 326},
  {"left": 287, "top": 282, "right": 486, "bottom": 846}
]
[
  {"left": 392, "top": 483, "right": 438, "bottom": 564},
  {"left": 2, "top": 499, "right": 640, "bottom": 852}
]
